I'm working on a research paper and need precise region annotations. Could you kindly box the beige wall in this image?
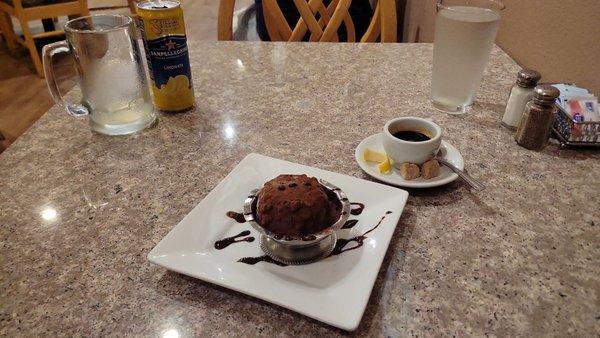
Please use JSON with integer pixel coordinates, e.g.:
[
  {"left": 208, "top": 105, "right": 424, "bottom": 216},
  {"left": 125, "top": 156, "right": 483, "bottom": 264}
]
[{"left": 402, "top": 0, "right": 600, "bottom": 94}]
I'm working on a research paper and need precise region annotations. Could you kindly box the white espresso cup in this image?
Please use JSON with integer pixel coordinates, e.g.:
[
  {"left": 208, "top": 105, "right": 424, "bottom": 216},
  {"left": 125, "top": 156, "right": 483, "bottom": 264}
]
[{"left": 382, "top": 117, "right": 442, "bottom": 166}]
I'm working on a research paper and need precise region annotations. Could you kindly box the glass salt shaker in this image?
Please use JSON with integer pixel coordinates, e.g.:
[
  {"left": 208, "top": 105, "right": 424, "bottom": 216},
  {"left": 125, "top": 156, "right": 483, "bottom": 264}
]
[
  {"left": 501, "top": 69, "right": 541, "bottom": 130},
  {"left": 514, "top": 85, "right": 560, "bottom": 150}
]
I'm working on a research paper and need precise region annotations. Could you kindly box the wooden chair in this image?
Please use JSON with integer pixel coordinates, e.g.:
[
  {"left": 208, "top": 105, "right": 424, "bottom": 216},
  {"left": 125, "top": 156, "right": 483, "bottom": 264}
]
[
  {"left": 0, "top": 0, "right": 90, "bottom": 77},
  {"left": 218, "top": 0, "right": 396, "bottom": 42},
  {"left": 88, "top": 0, "right": 137, "bottom": 16}
]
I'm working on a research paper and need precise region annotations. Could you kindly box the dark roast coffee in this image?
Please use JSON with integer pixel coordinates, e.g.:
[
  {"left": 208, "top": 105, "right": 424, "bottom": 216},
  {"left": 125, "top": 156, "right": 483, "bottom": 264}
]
[{"left": 392, "top": 130, "right": 431, "bottom": 142}]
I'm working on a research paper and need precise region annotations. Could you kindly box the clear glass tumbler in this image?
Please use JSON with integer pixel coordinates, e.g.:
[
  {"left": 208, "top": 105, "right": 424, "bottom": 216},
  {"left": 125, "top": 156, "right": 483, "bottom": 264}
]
[
  {"left": 430, "top": 0, "right": 504, "bottom": 114},
  {"left": 43, "top": 14, "right": 155, "bottom": 135}
]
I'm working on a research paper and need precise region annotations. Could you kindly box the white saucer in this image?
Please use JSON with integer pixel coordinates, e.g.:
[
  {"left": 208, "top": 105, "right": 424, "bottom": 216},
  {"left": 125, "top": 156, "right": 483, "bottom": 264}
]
[{"left": 355, "top": 133, "right": 464, "bottom": 188}]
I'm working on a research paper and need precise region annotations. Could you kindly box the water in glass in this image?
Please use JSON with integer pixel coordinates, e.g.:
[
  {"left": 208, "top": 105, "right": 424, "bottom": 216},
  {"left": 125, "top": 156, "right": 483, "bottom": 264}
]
[{"left": 431, "top": 3, "right": 502, "bottom": 114}]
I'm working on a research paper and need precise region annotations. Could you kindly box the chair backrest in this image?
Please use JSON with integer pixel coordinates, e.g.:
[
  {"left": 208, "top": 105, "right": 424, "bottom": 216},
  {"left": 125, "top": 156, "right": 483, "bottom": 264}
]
[{"left": 218, "top": 0, "right": 397, "bottom": 43}]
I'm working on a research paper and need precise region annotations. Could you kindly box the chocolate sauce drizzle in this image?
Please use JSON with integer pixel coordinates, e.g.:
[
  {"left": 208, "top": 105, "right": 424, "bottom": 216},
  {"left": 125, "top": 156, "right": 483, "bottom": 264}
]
[
  {"left": 226, "top": 211, "right": 247, "bottom": 223},
  {"left": 223, "top": 202, "right": 381, "bottom": 266},
  {"left": 238, "top": 255, "right": 288, "bottom": 266},
  {"left": 214, "top": 230, "right": 255, "bottom": 250},
  {"left": 330, "top": 211, "right": 392, "bottom": 256},
  {"left": 350, "top": 202, "right": 365, "bottom": 215},
  {"left": 342, "top": 219, "right": 359, "bottom": 229}
]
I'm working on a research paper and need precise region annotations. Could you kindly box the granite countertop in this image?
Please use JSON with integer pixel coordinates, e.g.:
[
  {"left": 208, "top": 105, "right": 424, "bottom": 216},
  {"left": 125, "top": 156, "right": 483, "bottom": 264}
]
[{"left": 0, "top": 41, "right": 598, "bottom": 337}]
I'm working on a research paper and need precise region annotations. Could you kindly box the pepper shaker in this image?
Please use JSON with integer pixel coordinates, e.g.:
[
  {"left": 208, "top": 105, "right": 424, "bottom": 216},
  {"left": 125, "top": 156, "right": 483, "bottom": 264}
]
[
  {"left": 501, "top": 69, "right": 541, "bottom": 130},
  {"left": 514, "top": 85, "right": 560, "bottom": 150}
]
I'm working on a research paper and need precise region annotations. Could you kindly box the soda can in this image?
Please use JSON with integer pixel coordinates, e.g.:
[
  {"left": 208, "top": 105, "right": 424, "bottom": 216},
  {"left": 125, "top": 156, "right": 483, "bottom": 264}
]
[{"left": 137, "top": 0, "right": 194, "bottom": 112}]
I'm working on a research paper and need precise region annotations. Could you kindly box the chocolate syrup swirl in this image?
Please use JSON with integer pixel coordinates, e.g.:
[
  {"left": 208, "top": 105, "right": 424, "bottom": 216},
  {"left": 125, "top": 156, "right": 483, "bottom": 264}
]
[
  {"left": 342, "top": 219, "right": 359, "bottom": 229},
  {"left": 330, "top": 211, "right": 392, "bottom": 256},
  {"left": 238, "top": 255, "right": 288, "bottom": 266},
  {"left": 225, "top": 201, "right": 386, "bottom": 266},
  {"left": 350, "top": 202, "right": 365, "bottom": 215},
  {"left": 226, "top": 211, "right": 247, "bottom": 223},
  {"left": 214, "top": 230, "right": 255, "bottom": 250}
]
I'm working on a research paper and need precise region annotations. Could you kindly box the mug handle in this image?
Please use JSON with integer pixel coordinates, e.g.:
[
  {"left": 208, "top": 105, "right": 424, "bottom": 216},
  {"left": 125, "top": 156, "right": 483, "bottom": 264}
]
[{"left": 42, "top": 41, "right": 89, "bottom": 117}]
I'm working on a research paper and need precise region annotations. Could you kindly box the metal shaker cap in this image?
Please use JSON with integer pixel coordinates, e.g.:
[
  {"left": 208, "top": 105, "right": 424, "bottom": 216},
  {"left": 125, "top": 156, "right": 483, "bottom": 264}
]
[
  {"left": 532, "top": 85, "right": 560, "bottom": 105},
  {"left": 516, "top": 69, "right": 541, "bottom": 88}
]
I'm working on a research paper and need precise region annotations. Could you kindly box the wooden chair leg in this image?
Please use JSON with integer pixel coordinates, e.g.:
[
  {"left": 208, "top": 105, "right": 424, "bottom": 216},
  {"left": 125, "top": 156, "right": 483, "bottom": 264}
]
[
  {"left": 127, "top": 0, "right": 137, "bottom": 15},
  {"left": 81, "top": 0, "right": 91, "bottom": 17},
  {"left": 0, "top": 12, "right": 18, "bottom": 52},
  {"left": 17, "top": 16, "right": 44, "bottom": 77}
]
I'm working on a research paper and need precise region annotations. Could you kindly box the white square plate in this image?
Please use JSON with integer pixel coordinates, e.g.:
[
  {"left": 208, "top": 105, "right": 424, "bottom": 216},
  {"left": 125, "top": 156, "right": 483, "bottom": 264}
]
[{"left": 148, "top": 153, "right": 409, "bottom": 330}]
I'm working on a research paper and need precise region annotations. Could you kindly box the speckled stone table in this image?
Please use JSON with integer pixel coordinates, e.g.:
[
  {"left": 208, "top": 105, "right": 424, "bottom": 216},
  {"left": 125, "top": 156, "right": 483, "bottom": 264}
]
[{"left": 1, "top": 42, "right": 598, "bottom": 337}]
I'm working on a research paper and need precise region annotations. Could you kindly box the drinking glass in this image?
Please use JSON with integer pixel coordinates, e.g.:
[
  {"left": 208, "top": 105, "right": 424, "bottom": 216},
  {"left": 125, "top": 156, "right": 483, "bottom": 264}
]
[
  {"left": 43, "top": 14, "right": 155, "bottom": 135},
  {"left": 430, "top": 0, "right": 504, "bottom": 114}
]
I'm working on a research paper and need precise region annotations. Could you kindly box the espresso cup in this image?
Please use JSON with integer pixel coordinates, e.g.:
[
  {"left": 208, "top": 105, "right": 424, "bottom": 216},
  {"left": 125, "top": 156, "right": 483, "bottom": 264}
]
[{"left": 382, "top": 117, "right": 442, "bottom": 166}]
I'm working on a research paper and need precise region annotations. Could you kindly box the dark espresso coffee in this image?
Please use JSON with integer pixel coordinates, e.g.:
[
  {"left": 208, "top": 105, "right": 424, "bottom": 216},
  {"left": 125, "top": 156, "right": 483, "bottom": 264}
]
[{"left": 392, "top": 130, "right": 431, "bottom": 142}]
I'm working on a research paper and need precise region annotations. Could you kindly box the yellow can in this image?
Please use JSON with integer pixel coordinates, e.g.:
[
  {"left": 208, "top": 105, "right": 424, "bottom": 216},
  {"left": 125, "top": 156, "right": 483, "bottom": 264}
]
[{"left": 137, "top": 0, "right": 195, "bottom": 112}]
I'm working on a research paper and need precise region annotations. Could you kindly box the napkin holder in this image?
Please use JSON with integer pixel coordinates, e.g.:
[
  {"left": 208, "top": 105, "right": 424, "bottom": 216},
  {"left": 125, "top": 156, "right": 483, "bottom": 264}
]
[{"left": 552, "top": 104, "right": 600, "bottom": 148}]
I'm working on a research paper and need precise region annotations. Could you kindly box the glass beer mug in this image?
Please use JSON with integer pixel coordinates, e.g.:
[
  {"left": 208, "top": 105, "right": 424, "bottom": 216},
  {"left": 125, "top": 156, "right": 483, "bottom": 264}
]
[{"left": 43, "top": 14, "right": 155, "bottom": 135}]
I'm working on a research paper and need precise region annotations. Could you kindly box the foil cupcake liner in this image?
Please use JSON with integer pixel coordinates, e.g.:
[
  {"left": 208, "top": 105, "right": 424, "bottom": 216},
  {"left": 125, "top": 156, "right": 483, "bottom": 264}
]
[{"left": 259, "top": 233, "right": 337, "bottom": 265}]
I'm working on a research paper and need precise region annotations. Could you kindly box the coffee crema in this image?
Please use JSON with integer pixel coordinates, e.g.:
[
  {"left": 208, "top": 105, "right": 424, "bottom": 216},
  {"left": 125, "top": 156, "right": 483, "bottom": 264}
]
[{"left": 392, "top": 130, "right": 431, "bottom": 142}]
